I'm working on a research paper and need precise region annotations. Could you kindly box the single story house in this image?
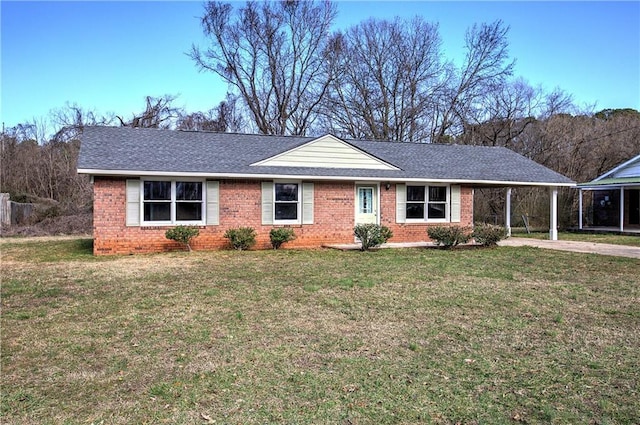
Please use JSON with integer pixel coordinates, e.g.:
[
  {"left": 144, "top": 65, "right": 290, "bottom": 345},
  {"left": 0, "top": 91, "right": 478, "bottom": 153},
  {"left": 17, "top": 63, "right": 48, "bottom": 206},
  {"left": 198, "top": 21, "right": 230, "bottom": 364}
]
[
  {"left": 77, "top": 126, "right": 575, "bottom": 255},
  {"left": 577, "top": 154, "right": 640, "bottom": 233}
]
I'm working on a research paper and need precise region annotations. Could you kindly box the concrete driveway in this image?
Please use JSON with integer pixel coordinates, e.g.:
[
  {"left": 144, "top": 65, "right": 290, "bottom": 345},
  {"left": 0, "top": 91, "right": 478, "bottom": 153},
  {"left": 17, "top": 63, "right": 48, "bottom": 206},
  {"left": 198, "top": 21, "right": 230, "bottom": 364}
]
[{"left": 499, "top": 237, "right": 640, "bottom": 259}]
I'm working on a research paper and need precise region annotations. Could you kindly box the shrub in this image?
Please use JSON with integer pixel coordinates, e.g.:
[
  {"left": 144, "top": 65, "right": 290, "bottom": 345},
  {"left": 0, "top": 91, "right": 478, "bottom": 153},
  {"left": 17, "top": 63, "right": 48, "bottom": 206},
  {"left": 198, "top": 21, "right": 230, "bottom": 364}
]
[
  {"left": 354, "top": 223, "right": 393, "bottom": 251},
  {"left": 165, "top": 225, "right": 200, "bottom": 251},
  {"left": 427, "top": 225, "right": 471, "bottom": 249},
  {"left": 269, "top": 227, "right": 296, "bottom": 249},
  {"left": 223, "top": 227, "right": 257, "bottom": 250},
  {"left": 472, "top": 223, "right": 507, "bottom": 247}
]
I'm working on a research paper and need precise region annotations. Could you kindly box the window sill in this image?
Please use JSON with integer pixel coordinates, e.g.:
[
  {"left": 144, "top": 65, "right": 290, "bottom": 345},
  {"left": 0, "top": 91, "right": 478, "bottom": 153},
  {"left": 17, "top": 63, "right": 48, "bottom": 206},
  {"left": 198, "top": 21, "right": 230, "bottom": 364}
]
[
  {"left": 405, "top": 219, "right": 450, "bottom": 224},
  {"left": 141, "top": 222, "right": 206, "bottom": 228},
  {"left": 273, "top": 221, "right": 301, "bottom": 226}
]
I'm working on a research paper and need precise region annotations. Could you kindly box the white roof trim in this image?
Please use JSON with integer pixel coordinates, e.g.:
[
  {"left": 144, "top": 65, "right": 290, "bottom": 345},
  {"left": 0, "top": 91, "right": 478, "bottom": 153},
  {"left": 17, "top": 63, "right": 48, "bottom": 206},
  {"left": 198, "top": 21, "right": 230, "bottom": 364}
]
[
  {"left": 77, "top": 168, "right": 575, "bottom": 187},
  {"left": 579, "top": 182, "right": 640, "bottom": 190},
  {"left": 250, "top": 134, "right": 400, "bottom": 170},
  {"left": 593, "top": 154, "right": 640, "bottom": 181}
]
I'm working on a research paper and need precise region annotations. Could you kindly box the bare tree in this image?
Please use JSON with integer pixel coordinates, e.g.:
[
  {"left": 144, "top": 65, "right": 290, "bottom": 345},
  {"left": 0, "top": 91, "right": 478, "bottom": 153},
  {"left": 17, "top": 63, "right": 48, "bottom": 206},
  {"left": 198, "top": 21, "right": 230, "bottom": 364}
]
[
  {"left": 320, "top": 18, "right": 513, "bottom": 143},
  {"left": 1, "top": 124, "right": 91, "bottom": 214},
  {"left": 9, "top": 117, "right": 50, "bottom": 145},
  {"left": 116, "top": 95, "right": 182, "bottom": 128},
  {"left": 471, "top": 107, "right": 640, "bottom": 229},
  {"left": 432, "top": 20, "right": 514, "bottom": 143},
  {"left": 459, "top": 79, "right": 574, "bottom": 151},
  {"left": 322, "top": 17, "right": 445, "bottom": 142},
  {"left": 177, "top": 94, "right": 245, "bottom": 132},
  {"left": 177, "top": 110, "right": 224, "bottom": 132},
  {"left": 190, "top": 1, "right": 338, "bottom": 136},
  {"left": 51, "top": 102, "right": 113, "bottom": 142},
  {"left": 459, "top": 81, "right": 575, "bottom": 228}
]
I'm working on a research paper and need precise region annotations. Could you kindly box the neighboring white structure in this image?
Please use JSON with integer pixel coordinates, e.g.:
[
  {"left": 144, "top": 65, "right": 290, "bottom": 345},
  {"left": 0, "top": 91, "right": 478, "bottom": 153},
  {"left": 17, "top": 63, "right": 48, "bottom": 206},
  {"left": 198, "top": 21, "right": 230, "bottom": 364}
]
[{"left": 577, "top": 154, "right": 640, "bottom": 232}]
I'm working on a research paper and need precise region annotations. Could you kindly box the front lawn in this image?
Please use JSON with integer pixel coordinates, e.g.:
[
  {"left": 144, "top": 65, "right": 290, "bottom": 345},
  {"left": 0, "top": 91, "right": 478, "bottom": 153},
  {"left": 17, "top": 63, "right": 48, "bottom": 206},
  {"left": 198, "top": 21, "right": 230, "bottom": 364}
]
[{"left": 2, "top": 238, "right": 639, "bottom": 424}]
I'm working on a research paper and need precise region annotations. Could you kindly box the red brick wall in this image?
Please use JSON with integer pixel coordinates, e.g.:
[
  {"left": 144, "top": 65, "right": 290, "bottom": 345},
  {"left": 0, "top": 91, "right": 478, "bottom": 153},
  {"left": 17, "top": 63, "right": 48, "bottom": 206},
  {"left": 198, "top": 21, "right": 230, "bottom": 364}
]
[{"left": 92, "top": 177, "right": 473, "bottom": 255}]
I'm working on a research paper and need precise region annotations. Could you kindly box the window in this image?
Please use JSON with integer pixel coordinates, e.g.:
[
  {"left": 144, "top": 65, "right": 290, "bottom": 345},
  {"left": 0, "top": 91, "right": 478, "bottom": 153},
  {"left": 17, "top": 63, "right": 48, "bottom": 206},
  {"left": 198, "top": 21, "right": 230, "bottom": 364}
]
[
  {"left": 406, "top": 186, "right": 425, "bottom": 219},
  {"left": 176, "top": 182, "right": 203, "bottom": 221},
  {"left": 142, "top": 180, "right": 204, "bottom": 224},
  {"left": 274, "top": 182, "right": 300, "bottom": 223},
  {"left": 428, "top": 186, "right": 447, "bottom": 219},
  {"left": 262, "top": 181, "right": 313, "bottom": 225},
  {"left": 406, "top": 185, "right": 448, "bottom": 221},
  {"left": 358, "top": 187, "right": 373, "bottom": 214},
  {"left": 143, "top": 181, "right": 171, "bottom": 222}
]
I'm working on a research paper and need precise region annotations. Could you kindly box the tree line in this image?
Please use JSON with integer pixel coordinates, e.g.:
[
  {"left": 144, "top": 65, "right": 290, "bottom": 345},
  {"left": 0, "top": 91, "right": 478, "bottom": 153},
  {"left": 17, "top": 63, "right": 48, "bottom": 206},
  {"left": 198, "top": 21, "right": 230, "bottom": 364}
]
[
  {"left": 1, "top": 96, "right": 240, "bottom": 221},
  {"left": 2, "top": 0, "right": 639, "bottom": 230}
]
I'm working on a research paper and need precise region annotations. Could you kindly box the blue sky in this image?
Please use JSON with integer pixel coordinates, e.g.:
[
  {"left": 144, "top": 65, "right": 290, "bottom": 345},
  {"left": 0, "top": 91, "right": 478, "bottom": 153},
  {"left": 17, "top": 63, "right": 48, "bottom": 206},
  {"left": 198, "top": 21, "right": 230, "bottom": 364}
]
[{"left": 2, "top": 1, "right": 639, "bottom": 129}]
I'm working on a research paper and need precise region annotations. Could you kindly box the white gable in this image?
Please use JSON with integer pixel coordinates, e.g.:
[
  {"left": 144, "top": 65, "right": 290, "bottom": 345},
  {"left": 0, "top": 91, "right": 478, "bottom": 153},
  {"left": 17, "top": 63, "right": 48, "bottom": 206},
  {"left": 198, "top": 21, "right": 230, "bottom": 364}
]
[
  {"left": 595, "top": 154, "right": 640, "bottom": 181},
  {"left": 251, "top": 134, "right": 399, "bottom": 170},
  {"left": 611, "top": 158, "right": 640, "bottom": 178}
]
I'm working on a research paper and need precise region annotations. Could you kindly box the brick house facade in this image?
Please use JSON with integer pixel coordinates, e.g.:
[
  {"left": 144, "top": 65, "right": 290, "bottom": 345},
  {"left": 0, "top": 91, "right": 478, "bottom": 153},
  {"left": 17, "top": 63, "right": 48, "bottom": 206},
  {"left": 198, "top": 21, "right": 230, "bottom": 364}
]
[
  {"left": 79, "top": 127, "right": 573, "bottom": 255},
  {"left": 92, "top": 176, "right": 474, "bottom": 255}
]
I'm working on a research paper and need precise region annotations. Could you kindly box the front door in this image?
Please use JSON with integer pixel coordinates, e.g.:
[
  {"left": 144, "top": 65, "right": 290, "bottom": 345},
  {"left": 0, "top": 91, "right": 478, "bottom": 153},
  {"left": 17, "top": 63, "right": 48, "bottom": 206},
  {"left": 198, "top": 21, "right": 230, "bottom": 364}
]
[{"left": 355, "top": 185, "right": 378, "bottom": 224}]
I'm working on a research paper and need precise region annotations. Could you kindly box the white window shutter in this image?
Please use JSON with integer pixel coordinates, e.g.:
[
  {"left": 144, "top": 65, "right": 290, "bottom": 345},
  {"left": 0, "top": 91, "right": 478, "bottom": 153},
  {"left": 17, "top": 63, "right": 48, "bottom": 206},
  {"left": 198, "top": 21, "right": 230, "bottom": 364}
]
[
  {"left": 396, "top": 183, "right": 406, "bottom": 223},
  {"left": 302, "top": 182, "right": 314, "bottom": 224},
  {"left": 450, "top": 185, "right": 461, "bottom": 223},
  {"left": 261, "top": 182, "right": 274, "bottom": 225},
  {"left": 206, "top": 181, "right": 220, "bottom": 225},
  {"left": 126, "top": 179, "right": 140, "bottom": 226}
]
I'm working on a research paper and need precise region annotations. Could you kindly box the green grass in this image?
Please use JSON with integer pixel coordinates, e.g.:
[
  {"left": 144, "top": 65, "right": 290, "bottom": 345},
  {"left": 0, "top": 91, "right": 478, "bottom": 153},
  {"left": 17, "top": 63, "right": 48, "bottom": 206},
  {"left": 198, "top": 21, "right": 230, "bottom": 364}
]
[
  {"left": 2, "top": 238, "right": 639, "bottom": 424},
  {"left": 513, "top": 230, "right": 640, "bottom": 246},
  {"left": 0, "top": 238, "right": 102, "bottom": 262}
]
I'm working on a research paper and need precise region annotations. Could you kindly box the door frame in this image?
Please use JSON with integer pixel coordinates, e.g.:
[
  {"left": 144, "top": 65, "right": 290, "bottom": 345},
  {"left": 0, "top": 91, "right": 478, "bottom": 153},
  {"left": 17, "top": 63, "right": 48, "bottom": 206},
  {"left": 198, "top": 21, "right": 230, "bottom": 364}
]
[{"left": 354, "top": 183, "right": 380, "bottom": 225}]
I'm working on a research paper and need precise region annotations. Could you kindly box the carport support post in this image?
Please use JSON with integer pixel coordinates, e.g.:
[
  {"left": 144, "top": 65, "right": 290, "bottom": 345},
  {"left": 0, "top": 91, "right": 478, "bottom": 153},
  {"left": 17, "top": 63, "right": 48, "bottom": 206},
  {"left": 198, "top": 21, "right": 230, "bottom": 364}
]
[
  {"left": 505, "top": 187, "right": 512, "bottom": 237},
  {"left": 549, "top": 187, "right": 558, "bottom": 241},
  {"left": 620, "top": 187, "right": 625, "bottom": 232},
  {"left": 578, "top": 189, "right": 583, "bottom": 230}
]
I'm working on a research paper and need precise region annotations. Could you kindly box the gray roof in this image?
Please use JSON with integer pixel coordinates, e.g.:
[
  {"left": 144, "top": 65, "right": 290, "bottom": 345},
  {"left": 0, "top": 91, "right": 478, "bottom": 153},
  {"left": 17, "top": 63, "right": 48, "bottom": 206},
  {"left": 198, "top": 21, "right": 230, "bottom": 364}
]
[{"left": 78, "top": 126, "right": 574, "bottom": 186}]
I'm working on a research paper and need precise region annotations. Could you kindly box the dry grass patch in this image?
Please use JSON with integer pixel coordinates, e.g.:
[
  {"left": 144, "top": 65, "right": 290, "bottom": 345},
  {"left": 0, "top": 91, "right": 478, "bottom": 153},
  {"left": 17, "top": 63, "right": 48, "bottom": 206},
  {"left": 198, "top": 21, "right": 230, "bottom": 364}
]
[{"left": 2, "top": 238, "right": 639, "bottom": 424}]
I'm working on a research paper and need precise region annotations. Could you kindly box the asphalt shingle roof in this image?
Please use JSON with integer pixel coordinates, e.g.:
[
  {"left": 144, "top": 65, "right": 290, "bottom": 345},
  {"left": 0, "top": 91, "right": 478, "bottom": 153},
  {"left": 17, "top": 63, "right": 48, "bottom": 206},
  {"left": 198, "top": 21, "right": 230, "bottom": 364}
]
[{"left": 78, "top": 126, "right": 574, "bottom": 186}]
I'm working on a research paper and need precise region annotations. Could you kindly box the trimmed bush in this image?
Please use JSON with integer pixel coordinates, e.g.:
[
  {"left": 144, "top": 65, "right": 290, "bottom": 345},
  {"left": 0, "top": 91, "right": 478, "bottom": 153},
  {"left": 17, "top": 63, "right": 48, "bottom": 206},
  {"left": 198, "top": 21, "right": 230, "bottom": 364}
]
[
  {"left": 472, "top": 223, "right": 507, "bottom": 247},
  {"left": 427, "top": 225, "right": 471, "bottom": 249},
  {"left": 165, "top": 225, "right": 200, "bottom": 252},
  {"left": 269, "top": 227, "right": 296, "bottom": 249},
  {"left": 354, "top": 223, "right": 393, "bottom": 251},
  {"left": 223, "top": 227, "right": 257, "bottom": 250}
]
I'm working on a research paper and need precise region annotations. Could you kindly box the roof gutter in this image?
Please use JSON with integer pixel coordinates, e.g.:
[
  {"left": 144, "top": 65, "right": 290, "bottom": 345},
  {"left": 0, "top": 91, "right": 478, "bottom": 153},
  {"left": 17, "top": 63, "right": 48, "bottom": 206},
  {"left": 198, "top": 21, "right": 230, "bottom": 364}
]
[
  {"left": 77, "top": 168, "right": 576, "bottom": 188},
  {"left": 578, "top": 183, "right": 640, "bottom": 190}
]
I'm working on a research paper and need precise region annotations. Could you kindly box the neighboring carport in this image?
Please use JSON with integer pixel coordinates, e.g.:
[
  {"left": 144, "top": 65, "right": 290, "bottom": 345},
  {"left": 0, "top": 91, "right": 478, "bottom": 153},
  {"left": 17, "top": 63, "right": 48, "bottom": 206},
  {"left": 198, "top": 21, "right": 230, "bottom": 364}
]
[{"left": 576, "top": 154, "right": 640, "bottom": 233}]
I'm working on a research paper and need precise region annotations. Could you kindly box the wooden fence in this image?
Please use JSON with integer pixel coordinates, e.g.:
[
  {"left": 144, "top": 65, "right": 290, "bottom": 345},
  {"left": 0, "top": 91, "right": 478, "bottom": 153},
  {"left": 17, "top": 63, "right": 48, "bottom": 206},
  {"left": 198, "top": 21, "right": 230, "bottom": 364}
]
[{"left": 1, "top": 193, "right": 36, "bottom": 226}]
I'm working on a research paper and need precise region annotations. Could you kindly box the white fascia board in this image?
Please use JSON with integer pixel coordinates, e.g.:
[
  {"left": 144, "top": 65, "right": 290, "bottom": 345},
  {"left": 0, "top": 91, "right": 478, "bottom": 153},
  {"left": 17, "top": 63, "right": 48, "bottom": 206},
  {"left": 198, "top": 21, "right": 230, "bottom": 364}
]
[
  {"left": 578, "top": 183, "right": 640, "bottom": 190},
  {"left": 78, "top": 168, "right": 575, "bottom": 187}
]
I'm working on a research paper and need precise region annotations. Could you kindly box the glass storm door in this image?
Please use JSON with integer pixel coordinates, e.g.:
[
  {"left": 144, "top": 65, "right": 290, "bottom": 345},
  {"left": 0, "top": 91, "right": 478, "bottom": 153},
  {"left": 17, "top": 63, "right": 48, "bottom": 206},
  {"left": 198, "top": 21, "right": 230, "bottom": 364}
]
[{"left": 355, "top": 185, "right": 378, "bottom": 224}]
